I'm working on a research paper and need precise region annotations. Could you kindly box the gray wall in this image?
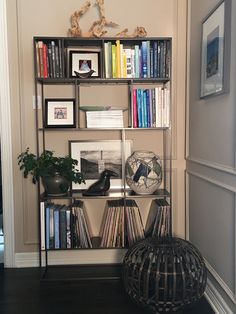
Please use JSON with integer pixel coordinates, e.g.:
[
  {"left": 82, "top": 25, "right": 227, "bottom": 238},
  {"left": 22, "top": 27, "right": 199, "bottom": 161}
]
[{"left": 187, "top": 0, "right": 236, "bottom": 312}]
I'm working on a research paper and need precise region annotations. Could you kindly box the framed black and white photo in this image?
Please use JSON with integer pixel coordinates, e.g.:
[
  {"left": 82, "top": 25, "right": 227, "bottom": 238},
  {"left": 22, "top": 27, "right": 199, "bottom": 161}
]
[
  {"left": 45, "top": 98, "right": 76, "bottom": 128},
  {"left": 69, "top": 50, "right": 100, "bottom": 78},
  {"left": 200, "top": 0, "right": 231, "bottom": 98},
  {"left": 69, "top": 140, "right": 132, "bottom": 190}
]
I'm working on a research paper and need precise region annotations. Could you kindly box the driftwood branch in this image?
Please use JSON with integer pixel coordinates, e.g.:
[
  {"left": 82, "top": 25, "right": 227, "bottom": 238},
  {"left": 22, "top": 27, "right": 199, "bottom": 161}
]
[
  {"left": 68, "top": 0, "right": 147, "bottom": 38},
  {"left": 68, "top": 1, "right": 91, "bottom": 37}
]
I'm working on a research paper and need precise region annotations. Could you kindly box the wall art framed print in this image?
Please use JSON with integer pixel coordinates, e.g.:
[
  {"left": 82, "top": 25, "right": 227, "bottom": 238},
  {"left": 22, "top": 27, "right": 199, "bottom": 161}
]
[
  {"left": 200, "top": 0, "right": 231, "bottom": 98},
  {"left": 69, "top": 140, "right": 132, "bottom": 190},
  {"left": 45, "top": 98, "right": 76, "bottom": 128},
  {"left": 69, "top": 50, "right": 100, "bottom": 78}
]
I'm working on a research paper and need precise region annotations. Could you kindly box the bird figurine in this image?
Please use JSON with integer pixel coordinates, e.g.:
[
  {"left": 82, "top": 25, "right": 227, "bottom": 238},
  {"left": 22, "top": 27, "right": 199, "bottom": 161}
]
[
  {"left": 74, "top": 69, "right": 96, "bottom": 78},
  {"left": 82, "top": 169, "right": 118, "bottom": 196}
]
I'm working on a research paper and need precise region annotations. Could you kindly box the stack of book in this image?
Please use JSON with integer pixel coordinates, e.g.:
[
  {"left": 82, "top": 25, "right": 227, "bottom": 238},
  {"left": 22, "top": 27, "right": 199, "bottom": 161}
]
[
  {"left": 145, "top": 199, "right": 171, "bottom": 238},
  {"left": 104, "top": 39, "right": 171, "bottom": 79},
  {"left": 40, "top": 200, "right": 92, "bottom": 250},
  {"left": 100, "top": 199, "right": 145, "bottom": 248},
  {"left": 86, "top": 109, "right": 124, "bottom": 128}
]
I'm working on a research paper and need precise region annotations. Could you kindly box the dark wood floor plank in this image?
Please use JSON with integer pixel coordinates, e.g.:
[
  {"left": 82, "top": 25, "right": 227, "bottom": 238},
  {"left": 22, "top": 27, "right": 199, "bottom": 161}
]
[{"left": 0, "top": 267, "right": 214, "bottom": 314}]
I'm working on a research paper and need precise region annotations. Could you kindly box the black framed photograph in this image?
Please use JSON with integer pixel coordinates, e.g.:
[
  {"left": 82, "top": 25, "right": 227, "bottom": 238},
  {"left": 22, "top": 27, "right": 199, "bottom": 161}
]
[
  {"left": 69, "top": 140, "right": 132, "bottom": 190},
  {"left": 200, "top": 0, "right": 231, "bottom": 98},
  {"left": 69, "top": 50, "right": 100, "bottom": 78},
  {"left": 45, "top": 98, "right": 76, "bottom": 128}
]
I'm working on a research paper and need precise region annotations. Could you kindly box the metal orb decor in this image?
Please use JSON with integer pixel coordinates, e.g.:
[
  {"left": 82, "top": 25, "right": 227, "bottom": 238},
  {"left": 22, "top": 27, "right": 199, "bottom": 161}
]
[
  {"left": 123, "top": 237, "right": 207, "bottom": 313},
  {"left": 125, "top": 151, "right": 162, "bottom": 195}
]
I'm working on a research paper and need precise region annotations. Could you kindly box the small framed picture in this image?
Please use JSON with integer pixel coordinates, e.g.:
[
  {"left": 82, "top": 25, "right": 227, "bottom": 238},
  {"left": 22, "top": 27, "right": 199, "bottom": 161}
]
[
  {"left": 200, "top": 0, "right": 231, "bottom": 98},
  {"left": 45, "top": 98, "right": 76, "bottom": 128},
  {"left": 69, "top": 50, "right": 100, "bottom": 78},
  {"left": 69, "top": 140, "right": 133, "bottom": 191}
]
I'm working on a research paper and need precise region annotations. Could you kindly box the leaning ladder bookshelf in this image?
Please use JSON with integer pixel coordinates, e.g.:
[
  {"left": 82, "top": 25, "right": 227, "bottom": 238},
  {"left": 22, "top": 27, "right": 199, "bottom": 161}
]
[{"left": 33, "top": 36, "right": 172, "bottom": 278}]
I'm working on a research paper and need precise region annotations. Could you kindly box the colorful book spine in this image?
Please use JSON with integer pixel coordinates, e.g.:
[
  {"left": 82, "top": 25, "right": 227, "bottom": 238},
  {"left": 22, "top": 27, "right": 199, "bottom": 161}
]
[
  {"left": 137, "top": 89, "right": 142, "bottom": 128},
  {"left": 142, "top": 90, "right": 147, "bottom": 127},
  {"left": 116, "top": 40, "right": 121, "bottom": 78},
  {"left": 150, "top": 47, "right": 154, "bottom": 78},
  {"left": 59, "top": 207, "right": 67, "bottom": 249},
  {"left": 111, "top": 44, "right": 116, "bottom": 78},
  {"left": 104, "top": 42, "right": 112, "bottom": 78},
  {"left": 54, "top": 207, "right": 60, "bottom": 249},
  {"left": 153, "top": 41, "right": 158, "bottom": 78},
  {"left": 135, "top": 45, "right": 140, "bottom": 78},
  {"left": 141, "top": 41, "right": 148, "bottom": 78},
  {"left": 146, "top": 41, "right": 150, "bottom": 78},
  {"left": 124, "top": 49, "right": 132, "bottom": 78},
  {"left": 133, "top": 89, "right": 138, "bottom": 128}
]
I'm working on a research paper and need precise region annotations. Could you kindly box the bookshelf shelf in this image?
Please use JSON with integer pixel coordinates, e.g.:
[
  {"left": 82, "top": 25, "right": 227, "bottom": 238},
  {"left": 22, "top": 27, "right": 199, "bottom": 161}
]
[{"left": 34, "top": 35, "right": 172, "bottom": 272}]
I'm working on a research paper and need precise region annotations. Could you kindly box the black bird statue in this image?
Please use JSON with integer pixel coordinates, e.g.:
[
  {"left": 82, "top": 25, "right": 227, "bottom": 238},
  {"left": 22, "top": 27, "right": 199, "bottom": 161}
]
[
  {"left": 74, "top": 70, "right": 95, "bottom": 78},
  {"left": 82, "top": 169, "right": 118, "bottom": 196}
]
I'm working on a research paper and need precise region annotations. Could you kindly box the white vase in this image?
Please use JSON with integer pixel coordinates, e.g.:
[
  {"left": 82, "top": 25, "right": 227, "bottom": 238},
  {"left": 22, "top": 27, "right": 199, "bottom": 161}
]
[{"left": 125, "top": 151, "right": 162, "bottom": 195}]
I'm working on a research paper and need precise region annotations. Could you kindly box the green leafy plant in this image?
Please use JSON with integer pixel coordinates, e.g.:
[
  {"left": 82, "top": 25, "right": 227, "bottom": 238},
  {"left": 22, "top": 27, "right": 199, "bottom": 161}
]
[{"left": 18, "top": 148, "right": 85, "bottom": 184}]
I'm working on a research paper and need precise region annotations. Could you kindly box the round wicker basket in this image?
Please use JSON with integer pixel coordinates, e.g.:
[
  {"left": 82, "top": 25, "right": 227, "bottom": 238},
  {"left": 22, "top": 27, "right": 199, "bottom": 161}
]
[{"left": 123, "top": 237, "right": 207, "bottom": 313}]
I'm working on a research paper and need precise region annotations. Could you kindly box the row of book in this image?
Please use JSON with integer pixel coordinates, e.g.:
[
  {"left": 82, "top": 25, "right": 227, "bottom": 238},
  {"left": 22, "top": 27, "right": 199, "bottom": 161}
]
[
  {"left": 35, "top": 40, "right": 64, "bottom": 78},
  {"left": 35, "top": 39, "right": 171, "bottom": 80},
  {"left": 100, "top": 199, "right": 145, "bottom": 248},
  {"left": 104, "top": 40, "right": 171, "bottom": 79},
  {"left": 132, "top": 87, "right": 170, "bottom": 128},
  {"left": 40, "top": 198, "right": 171, "bottom": 250},
  {"left": 40, "top": 200, "right": 92, "bottom": 250}
]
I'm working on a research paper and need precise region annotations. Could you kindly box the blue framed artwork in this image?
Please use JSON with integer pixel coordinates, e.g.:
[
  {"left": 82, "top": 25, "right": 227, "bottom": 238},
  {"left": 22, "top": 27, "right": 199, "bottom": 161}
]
[{"left": 200, "top": 0, "right": 231, "bottom": 98}]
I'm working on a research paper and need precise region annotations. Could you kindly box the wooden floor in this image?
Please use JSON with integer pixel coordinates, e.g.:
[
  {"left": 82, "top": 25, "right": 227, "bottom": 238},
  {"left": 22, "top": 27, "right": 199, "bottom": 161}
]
[{"left": 0, "top": 265, "right": 215, "bottom": 314}]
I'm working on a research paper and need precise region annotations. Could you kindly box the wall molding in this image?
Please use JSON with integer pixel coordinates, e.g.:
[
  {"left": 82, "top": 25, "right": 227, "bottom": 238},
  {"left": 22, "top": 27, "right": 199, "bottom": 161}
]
[
  {"left": 186, "top": 169, "right": 236, "bottom": 193},
  {"left": 205, "top": 278, "right": 234, "bottom": 314},
  {"left": 186, "top": 156, "right": 236, "bottom": 175},
  {"left": 186, "top": 170, "right": 236, "bottom": 309},
  {"left": 15, "top": 251, "right": 126, "bottom": 268},
  {"left": 205, "top": 259, "right": 236, "bottom": 303}
]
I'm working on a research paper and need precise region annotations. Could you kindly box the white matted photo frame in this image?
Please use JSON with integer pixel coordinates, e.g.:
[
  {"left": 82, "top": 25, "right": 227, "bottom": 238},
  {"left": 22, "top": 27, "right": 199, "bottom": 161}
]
[
  {"left": 69, "top": 140, "right": 133, "bottom": 190},
  {"left": 45, "top": 98, "right": 76, "bottom": 128},
  {"left": 200, "top": 0, "right": 231, "bottom": 98},
  {"left": 69, "top": 50, "right": 100, "bottom": 78}
]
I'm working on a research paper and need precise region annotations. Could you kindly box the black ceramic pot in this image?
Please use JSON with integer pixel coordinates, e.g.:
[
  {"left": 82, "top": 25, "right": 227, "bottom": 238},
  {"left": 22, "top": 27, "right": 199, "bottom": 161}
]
[{"left": 42, "top": 173, "right": 70, "bottom": 196}]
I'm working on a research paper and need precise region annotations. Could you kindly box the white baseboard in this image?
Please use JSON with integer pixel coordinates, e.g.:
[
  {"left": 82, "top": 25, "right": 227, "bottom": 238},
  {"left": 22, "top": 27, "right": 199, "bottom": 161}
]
[
  {"left": 15, "top": 250, "right": 127, "bottom": 268},
  {"left": 205, "top": 277, "right": 235, "bottom": 314}
]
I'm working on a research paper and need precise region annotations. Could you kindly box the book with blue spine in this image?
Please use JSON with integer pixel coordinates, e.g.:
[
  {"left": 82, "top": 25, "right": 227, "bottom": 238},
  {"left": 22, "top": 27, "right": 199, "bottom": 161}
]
[
  {"left": 146, "top": 41, "right": 150, "bottom": 78},
  {"left": 137, "top": 89, "right": 143, "bottom": 128},
  {"left": 54, "top": 206, "right": 60, "bottom": 249},
  {"left": 133, "top": 89, "right": 138, "bottom": 128},
  {"left": 150, "top": 47, "right": 154, "bottom": 78},
  {"left": 153, "top": 41, "right": 158, "bottom": 78},
  {"left": 134, "top": 45, "right": 140, "bottom": 78},
  {"left": 141, "top": 41, "right": 148, "bottom": 78},
  {"left": 142, "top": 89, "right": 147, "bottom": 127}
]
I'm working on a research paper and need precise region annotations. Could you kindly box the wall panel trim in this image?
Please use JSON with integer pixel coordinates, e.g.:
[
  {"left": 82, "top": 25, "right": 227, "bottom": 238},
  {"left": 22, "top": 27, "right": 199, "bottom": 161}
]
[
  {"left": 187, "top": 156, "right": 236, "bottom": 175},
  {"left": 186, "top": 169, "right": 236, "bottom": 193},
  {"left": 205, "top": 278, "right": 234, "bottom": 314},
  {"left": 205, "top": 259, "right": 236, "bottom": 303}
]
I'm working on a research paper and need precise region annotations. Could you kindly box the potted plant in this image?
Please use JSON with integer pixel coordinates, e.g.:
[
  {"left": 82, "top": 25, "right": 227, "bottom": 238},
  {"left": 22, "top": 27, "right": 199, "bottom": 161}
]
[{"left": 18, "top": 148, "right": 84, "bottom": 196}]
